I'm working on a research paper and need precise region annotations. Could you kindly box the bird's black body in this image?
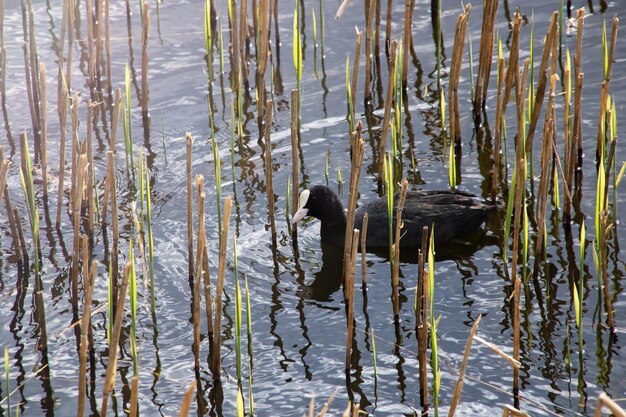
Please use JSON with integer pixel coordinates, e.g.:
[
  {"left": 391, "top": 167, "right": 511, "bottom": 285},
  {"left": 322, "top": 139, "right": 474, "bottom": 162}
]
[{"left": 293, "top": 185, "right": 494, "bottom": 249}]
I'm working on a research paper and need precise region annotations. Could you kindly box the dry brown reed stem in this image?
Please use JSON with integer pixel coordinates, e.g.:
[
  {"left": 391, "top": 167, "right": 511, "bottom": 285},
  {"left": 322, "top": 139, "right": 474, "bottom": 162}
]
[
  {"left": 290, "top": 89, "right": 299, "bottom": 235},
  {"left": 85, "top": 0, "right": 95, "bottom": 91},
  {"left": 502, "top": 405, "right": 530, "bottom": 417},
  {"left": 360, "top": 213, "right": 368, "bottom": 287},
  {"left": 38, "top": 63, "right": 48, "bottom": 199},
  {"left": 100, "top": 261, "right": 131, "bottom": 417},
  {"left": 345, "top": 228, "right": 359, "bottom": 370},
  {"left": 186, "top": 133, "right": 194, "bottom": 278},
  {"left": 350, "top": 29, "right": 362, "bottom": 119},
  {"left": 491, "top": 58, "right": 506, "bottom": 201},
  {"left": 474, "top": 335, "right": 521, "bottom": 369},
  {"left": 238, "top": 0, "right": 249, "bottom": 88},
  {"left": 593, "top": 392, "right": 626, "bottom": 417},
  {"left": 86, "top": 102, "right": 95, "bottom": 236},
  {"left": 392, "top": 179, "right": 408, "bottom": 319},
  {"left": 525, "top": 12, "right": 558, "bottom": 154},
  {"left": 473, "top": 0, "right": 498, "bottom": 109},
  {"left": 229, "top": 0, "right": 240, "bottom": 96},
  {"left": 20, "top": 0, "right": 41, "bottom": 151},
  {"left": 178, "top": 381, "right": 197, "bottom": 417},
  {"left": 78, "top": 247, "right": 97, "bottom": 417},
  {"left": 385, "top": 0, "right": 392, "bottom": 53},
  {"left": 447, "top": 314, "right": 482, "bottom": 417},
  {"left": 448, "top": 5, "right": 470, "bottom": 145},
  {"left": 533, "top": 74, "right": 557, "bottom": 275},
  {"left": 71, "top": 155, "right": 88, "bottom": 309},
  {"left": 263, "top": 100, "right": 276, "bottom": 241},
  {"left": 517, "top": 60, "right": 529, "bottom": 144},
  {"left": 65, "top": 0, "right": 75, "bottom": 92},
  {"left": 256, "top": 0, "right": 269, "bottom": 121},
  {"left": 94, "top": 0, "right": 103, "bottom": 85},
  {"left": 572, "top": 9, "right": 584, "bottom": 170},
  {"left": 0, "top": 160, "right": 9, "bottom": 201},
  {"left": 55, "top": 81, "right": 67, "bottom": 227},
  {"left": 129, "top": 375, "right": 139, "bottom": 417},
  {"left": 212, "top": 195, "right": 232, "bottom": 379},
  {"left": 502, "top": 12, "right": 521, "bottom": 117},
  {"left": 202, "top": 220, "right": 213, "bottom": 337},
  {"left": 192, "top": 175, "right": 206, "bottom": 370},
  {"left": 377, "top": 40, "right": 397, "bottom": 181},
  {"left": 107, "top": 150, "right": 120, "bottom": 299},
  {"left": 343, "top": 122, "right": 364, "bottom": 287},
  {"left": 364, "top": 0, "right": 375, "bottom": 102},
  {"left": 417, "top": 226, "right": 429, "bottom": 407},
  {"left": 400, "top": 0, "right": 414, "bottom": 88},
  {"left": 141, "top": 3, "right": 151, "bottom": 114},
  {"left": 104, "top": 0, "right": 112, "bottom": 92},
  {"left": 69, "top": 91, "right": 79, "bottom": 211},
  {"left": 374, "top": 0, "right": 381, "bottom": 58}
]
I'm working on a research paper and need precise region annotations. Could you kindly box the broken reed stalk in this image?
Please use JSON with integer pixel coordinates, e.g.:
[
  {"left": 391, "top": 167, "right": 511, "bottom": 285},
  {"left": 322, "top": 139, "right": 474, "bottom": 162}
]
[
  {"left": 263, "top": 100, "right": 276, "bottom": 241},
  {"left": 400, "top": 0, "right": 413, "bottom": 88},
  {"left": 55, "top": 84, "right": 68, "bottom": 227},
  {"left": 71, "top": 155, "right": 88, "bottom": 310},
  {"left": 178, "top": 381, "right": 197, "bottom": 417},
  {"left": 78, "top": 251, "right": 97, "bottom": 417},
  {"left": 593, "top": 393, "right": 626, "bottom": 417},
  {"left": 343, "top": 121, "right": 364, "bottom": 289},
  {"left": 86, "top": 102, "right": 95, "bottom": 237},
  {"left": 0, "top": 160, "right": 9, "bottom": 198},
  {"left": 491, "top": 57, "right": 505, "bottom": 201},
  {"left": 364, "top": 0, "right": 375, "bottom": 103},
  {"left": 360, "top": 213, "right": 368, "bottom": 288},
  {"left": 417, "top": 225, "right": 429, "bottom": 407},
  {"left": 186, "top": 133, "right": 194, "bottom": 278},
  {"left": 38, "top": 63, "right": 48, "bottom": 199},
  {"left": 192, "top": 175, "right": 206, "bottom": 371},
  {"left": 502, "top": 12, "right": 521, "bottom": 120},
  {"left": 562, "top": 50, "right": 572, "bottom": 220},
  {"left": 572, "top": 9, "right": 584, "bottom": 171},
  {"left": 532, "top": 74, "right": 557, "bottom": 276},
  {"left": 525, "top": 12, "right": 558, "bottom": 154},
  {"left": 351, "top": 29, "right": 363, "bottom": 121},
  {"left": 101, "top": 261, "right": 131, "bottom": 417},
  {"left": 141, "top": 2, "right": 150, "bottom": 115},
  {"left": 473, "top": 0, "right": 498, "bottom": 109},
  {"left": 392, "top": 179, "right": 408, "bottom": 319},
  {"left": 502, "top": 405, "right": 531, "bottom": 417},
  {"left": 384, "top": 0, "right": 392, "bottom": 54},
  {"left": 377, "top": 41, "right": 397, "bottom": 183},
  {"left": 129, "top": 375, "right": 139, "bottom": 417},
  {"left": 448, "top": 5, "right": 470, "bottom": 145},
  {"left": 474, "top": 335, "right": 521, "bottom": 369},
  {"left": 290, "top": 89, "right": 299, "bottom": 235},
  {"left": 211, "top": 195, "right": 232, "bottom": 379},
  {"left": 345, "top": 228, "right": 359, "bottom": 370},
  {"left": 447, "top": 315, "right": 482, "bottom": 417}
]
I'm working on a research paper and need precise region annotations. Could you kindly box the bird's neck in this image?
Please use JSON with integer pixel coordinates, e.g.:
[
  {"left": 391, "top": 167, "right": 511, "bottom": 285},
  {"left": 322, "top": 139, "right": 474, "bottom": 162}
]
[{"left": 320, "top": 209, "right": 347, "bottom": 247}]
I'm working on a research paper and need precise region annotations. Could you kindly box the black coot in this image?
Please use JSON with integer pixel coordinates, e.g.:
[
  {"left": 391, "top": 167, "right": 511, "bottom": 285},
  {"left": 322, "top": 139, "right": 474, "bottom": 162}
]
[{"left": 291, "top": 185, "right": 494, "bottom": 249}]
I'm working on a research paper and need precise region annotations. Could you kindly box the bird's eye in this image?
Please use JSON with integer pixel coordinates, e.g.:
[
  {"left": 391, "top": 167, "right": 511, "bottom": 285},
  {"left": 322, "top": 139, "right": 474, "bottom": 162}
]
[{"left": 299, "top": 189, "right": 310, "bottom": 208}]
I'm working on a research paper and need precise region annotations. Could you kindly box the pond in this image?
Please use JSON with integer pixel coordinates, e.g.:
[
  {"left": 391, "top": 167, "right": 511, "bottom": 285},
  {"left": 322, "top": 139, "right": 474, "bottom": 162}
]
[{"left": 0, "top": 0, "right": 625, "bottom": 416}]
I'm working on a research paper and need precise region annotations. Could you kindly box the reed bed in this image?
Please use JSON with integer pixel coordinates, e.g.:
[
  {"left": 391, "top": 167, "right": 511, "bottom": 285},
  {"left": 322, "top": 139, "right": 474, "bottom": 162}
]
[{"left": 0, "top": 1, "right": 624, "bottom": 416}]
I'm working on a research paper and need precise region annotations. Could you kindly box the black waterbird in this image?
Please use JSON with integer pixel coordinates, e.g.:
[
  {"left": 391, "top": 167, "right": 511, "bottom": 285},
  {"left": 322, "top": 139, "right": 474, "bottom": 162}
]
[{"left": 291, "top": 185, "right": 495, "bottom": 249}]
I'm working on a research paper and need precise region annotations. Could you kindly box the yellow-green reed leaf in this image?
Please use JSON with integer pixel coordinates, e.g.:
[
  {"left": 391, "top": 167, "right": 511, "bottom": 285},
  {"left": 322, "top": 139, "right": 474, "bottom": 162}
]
[
  {"left": 448, "top": 139, "right": 456, "bottom": 189},
  {"left": 337, "top": 168, "right": 343, "bottom": 183},
  {"left": 292, "top": 8, "right": 302, "bottom": 81},
  {"left": 616, "top": 162, "right": 626, "bottom": 187},
  {"left": 602, "top": 19, "right": 608, "bottom": 79},
  {"left": 218, "top": 18, "right": 225, "bottom": 74},
  {"left": 611, "top": 100, "right": 617, "bottom": 142},
  {"left": 573, "top": 284, "right": 580, "bottom": 328},
  {"left": 565, "top": 49, "right": 572, "bottom": 103},
  {"left": 523, "top": 198, "right": 529, "bottom": 266},
  {"left": 503, "top": 167, "right": 517, "bottom": 263},
  {"left": 312, "top": 8, "right": 317, "bottom": 45},
  {"left": 236, "top": 387, "right": 244, "bottom": 417},
  {"left": 553, "top": 164, "right": 560, "bottom": 208},
  {"left": 227, "top": 0, "right": 232, "bottom": 26},
  {"left": 591, "top": 240, "right": 600, "bottom": 273},
  {"left": 4, "top": 346, "right": 9, "bottom": 417},
  {"left": 371, "top": 328, "right": 378, "bottom": 379},
  {"left": 497, "top": 37, "right": 503, "bottom": 62}
]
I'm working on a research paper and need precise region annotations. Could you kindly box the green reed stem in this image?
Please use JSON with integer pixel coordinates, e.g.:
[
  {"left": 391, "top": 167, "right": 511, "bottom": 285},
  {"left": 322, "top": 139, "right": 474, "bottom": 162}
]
[
  {"left": 19, "top": 133, "right": 40, "bottom": 271},
  {"left": 4, "top": 347, "right": 10, "bottom": 417},
  {"left": 371, "top": 328, "right": 377, "bottom": 381},
  {"left": 577, "top": 221, "right": 585, "bottom": 350},
  {"left": 129, "top": 238, "right": 138, "bottom": 376},
  {"left": 145, "top": 157, "right": 156, "bottom": 314},
  {"left": 427, "top": 229, "right": 440, "bottom": 417},
  {"left": 244, "top": 273, "right": 254, "bottom": 416},
  {"left": 234, "top": 235, "right": 242, "bottom": 388}
]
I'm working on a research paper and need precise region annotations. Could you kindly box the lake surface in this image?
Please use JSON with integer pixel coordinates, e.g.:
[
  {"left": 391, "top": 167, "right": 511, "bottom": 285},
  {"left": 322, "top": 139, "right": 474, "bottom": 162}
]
[{"left": 0, "top": 0, "right": 625, "bottom": 416}]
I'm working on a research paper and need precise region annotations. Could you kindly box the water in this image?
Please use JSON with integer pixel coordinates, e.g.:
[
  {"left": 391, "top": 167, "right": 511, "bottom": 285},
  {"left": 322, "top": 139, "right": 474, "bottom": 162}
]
[{"left": 0, "top": 0, "right": 625, "bottom": 416}]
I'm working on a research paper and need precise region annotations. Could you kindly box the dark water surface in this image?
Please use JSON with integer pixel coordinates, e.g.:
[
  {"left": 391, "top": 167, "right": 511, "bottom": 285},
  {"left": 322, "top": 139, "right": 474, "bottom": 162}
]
[{"left": 0, "top": 0, "right": 625, "bottom": 416}]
